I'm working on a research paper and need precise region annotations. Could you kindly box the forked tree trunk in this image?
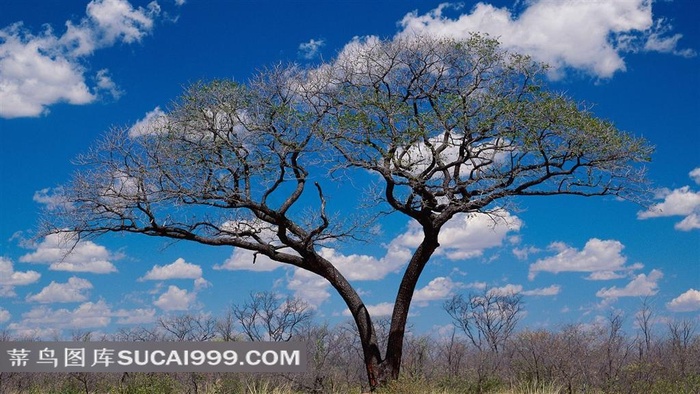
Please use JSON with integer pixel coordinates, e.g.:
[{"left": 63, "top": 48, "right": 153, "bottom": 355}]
[{"left": 361, "top": 231, "right": 441, "bottom": 391}]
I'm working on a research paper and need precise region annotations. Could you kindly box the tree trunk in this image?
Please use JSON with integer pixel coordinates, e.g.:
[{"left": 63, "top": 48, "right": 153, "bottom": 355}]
[
  {"left": 305, "top": 228, "right": 440, "bottom": 391},
  {"left": 373, "top": 231, "right": 441, "bottom": 390}
]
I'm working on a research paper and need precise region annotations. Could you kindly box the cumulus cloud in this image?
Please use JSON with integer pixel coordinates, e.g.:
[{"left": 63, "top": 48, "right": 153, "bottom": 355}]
[
  {"left": 0, "top": 257, "right": 41, "bottom": 297},
  {"left": 114, "top": 307, "right": 157, "bottom": 324},
  {"left": 667, "top": 289, "right": 700, "bottom": 312},
  {"left": 512, "top": 245, "right": 541, "bottom": 261},
  {"left": 154, "top": 285, "right": 197, "bottom": 311},
  {"left": 397, "top": 1, "right": 693, "bottom": 79},
  {"left": 286, "top": 268, "right": 332, "bottom": 308},
  {"left": 433, "top": 210, "right": 522, "bottom": 260},
  {"left": 299, "top": 38, "right": 325, "bottom": 59},
  {"left": 0, "top": 0, "right": 162, "bottom": 118},
  {"left": 342, "top": 302, "right": 394, "bottom": 317},
  {"left": 20, "top": 232, "right": 118, "bottom": 273},
  {"left": 26, "top": 277, "right": 93, "bottom": 303},
  {"left": 596, "top": 269, "right": 663, "bottom": 299},
  {"left": 9, "top": 300, "right": 112, "bottom": 331},
  {"left": 214, "top": 248, "right": 285, "bottom": 272},
  {"left": 528, "top": 238, "right": 642, "bottom": 280},
  {"left": 324, "top": 209, "right": 521, "bottom": 283},
  {"left": 487, "top": 284, "right": 523, "bottom": 296},
  {"left": 7, "top": 300, "right": 155, "bottom": 336},
  {"left": 319, "top": 244, "right": 410, "bottom": 281},
  {"left": 140, "top": 258, "right": 203, "bottom": 281},
  {"left": 690, "top": 168, "right": 700, "bottom": 185},
  {"left": 522, "top": 285, "right": 560, "bottom": 297},
  {"left": 486, "top": 283, "right": 560, "bottom": 297},
  {"left": 638, "top": 168, "right": 700, "bottom": 231},
  {"left": 95, "top": 68, "right": 123, "bottom": 99},
  {"left": 128, "top": 106, "right": 168, "bottom": 137},
  {"left": 414, "top": 277, "right": 459, "bottom": 304},
  {"left": 33, "top": 187, "right": 74, "bottom": 211},
  {"left": 0, "top": 308, "right": 10, "bottom": 324}
]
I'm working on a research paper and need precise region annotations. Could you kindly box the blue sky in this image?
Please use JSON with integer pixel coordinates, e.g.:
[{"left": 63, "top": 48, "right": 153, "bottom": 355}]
[{"left": 0, "top": 0, "right": 698, "bottom": 339}]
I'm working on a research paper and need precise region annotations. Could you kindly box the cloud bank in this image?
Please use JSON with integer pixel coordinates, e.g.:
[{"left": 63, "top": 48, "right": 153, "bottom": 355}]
[
  {"left": 0, "top": 0, "right": 162, "bottom": 118},
  {"left": 638, "top": 167, "right": 700, "bottom": 231},
  {"left": 397, "top": 1, "right": 693, "bottom": 79}
]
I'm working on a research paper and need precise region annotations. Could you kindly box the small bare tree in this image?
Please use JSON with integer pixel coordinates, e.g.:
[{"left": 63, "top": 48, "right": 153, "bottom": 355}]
[
  {"left": 232, "top": 291, "right": 313, "bottom": 342},
  {"left": 667, "top": 318, "right": 697, "bottom": 379},
  {"left": 158, "top": 314, "right": 218, "bottom": 342},
  {"left": 444, "top": 289, "right": 523, "bottom": 354},
  {"left": 635, "top": 297, "right": 655, "bottom": 360}
]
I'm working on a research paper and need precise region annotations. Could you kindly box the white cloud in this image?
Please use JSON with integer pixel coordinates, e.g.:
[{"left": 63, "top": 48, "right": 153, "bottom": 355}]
[
  {"left": 675, "top": 213, "right": 700, "bottom": 232},
  {"left": 6, "top": 300, "right": 154, "bottom": 336},
  {"left": 214, "top": 248, "right": 284, "bottom": 272},
  {"left": 194, "top": 277, "right": 211, "bottom": 291},
  {"left": 397, "top": 1, "right": 692, "bottom": 79},
  {"left": 342, "top": 302, "right": 394, "bottom": 317},
  {"left": 84, "top": 0, "right": 159, "bottom": 45},
  {"left": 434, "top": 210, "right": 522, "bottom": 260},
  {"left": 153, "top": 285, "right": 197, "bottom": 311},
  {"left": 522, "top": 285, "right": 560, "bottom": 297},
  {"left": 414, "top": 277, "right": 459, "bottom": 303},
  {"left": 33, "top": 188, "right": 74, "bottom": 211},
  {"left": 639, "top": 186, "right": 700, "bottom": 218},
  {"left": 322, "top": 209, "right": 520, "bottom": 283},
  {"left": 528, "top": 238, "right": 640, "bottom": 280},
  {"left": 9, "top": 300, "right": 113, "bottom": 331},
  {"left": 638, "top": 185, "right": 700, "bottom": 231},
  {"left": 0, "top": 24, "right": 95, "bottom": 118},
  {"left": 114, "top": 307, "right": 156, "bottom": 324},
  {"left": 95, "top": 68, "right": 123, "bottom": 99},
  {"left": 0, "top": 257, "right": 41, "bottom": 297},
  {"left": 286, "top": 268, "right": 332, "bottom": 308},
  {"left": 512, "top": 246, "right": 541, "bottom": 261},
  {"left": 486, "top": 283, "right": 560, "bottom": 297},
  {"left": 667, "top": 289, "right": 700, "bottom": 312},
  {"left": 488, "top": 284, "right": 522, "bottom": 296},
  {"left": 0, "top": 308, "right": 10, "bottom": 324},
  {"left": 319, "top": 244, "right": 410, "bottom": 281},
  {"left": 596, "top": 269, "right": 663, "bottom": 299},
  {"left": 26, "top": 277, "right": 93, "bottom": 303},
  {"left": 20, "top": 233, "right": 118, "bottom": 274},
  {"left": 140, "top": 258, "right": 203, "bottom": 281},
  {"left": 0, "top": 0, "right": 161, "bottom": 118},
  {"left": 690, "top": 167, "right": 700, "bottom": 185},
  {"left": 299, "top": 38, "right": 325, "bottom": 59},
  {"left": 128, "top": 106, "right": 169, "bottom": 137}
]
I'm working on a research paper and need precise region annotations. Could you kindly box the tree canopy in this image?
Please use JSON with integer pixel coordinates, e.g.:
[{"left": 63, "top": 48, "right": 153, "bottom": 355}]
[{"left": 41, "top": 34, "right": 652, "bottom": 390}]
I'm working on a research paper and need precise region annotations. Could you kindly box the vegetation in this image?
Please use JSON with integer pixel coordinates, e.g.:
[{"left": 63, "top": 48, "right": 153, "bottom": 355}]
[{"left": 1, "top": 294, "right": 698, "bottom": 393}]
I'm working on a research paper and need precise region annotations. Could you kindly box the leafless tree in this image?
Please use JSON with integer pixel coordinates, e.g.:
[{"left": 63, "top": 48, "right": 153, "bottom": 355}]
[
  {"left": 435, "top": 327, "right": 468, "bottom": 378},
  {"left": 215, "top": 308, "right": 240, "bottom": 342},
  {"left": 158, "top": 314, "right": 218, "bottom": 342},
  {"left": 40, "top": 34, "right": 652, "bottom": 390},
  {"left": 444, "top": 289, "right": 522, "bottom": 354},
  {"left": 635, "top": 297, "right": 655, "bottom": 360},
  {"left": 667, "top": 318, "right": 697, "bottom": 379},
  {"left": 232, "top": 291, "right": 313, "bottom": 342},
  {"left": 114, "top": 325, "right": 164, "bottom": 342},
  {"left": 592, "top": 311, "right": 633, "bottom": 392}
]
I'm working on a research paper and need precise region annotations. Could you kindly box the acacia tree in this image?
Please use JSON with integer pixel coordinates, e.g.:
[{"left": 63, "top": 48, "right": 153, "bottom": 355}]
[{"left": 41, "top": 35, "right": 651, "bottom": 390}]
